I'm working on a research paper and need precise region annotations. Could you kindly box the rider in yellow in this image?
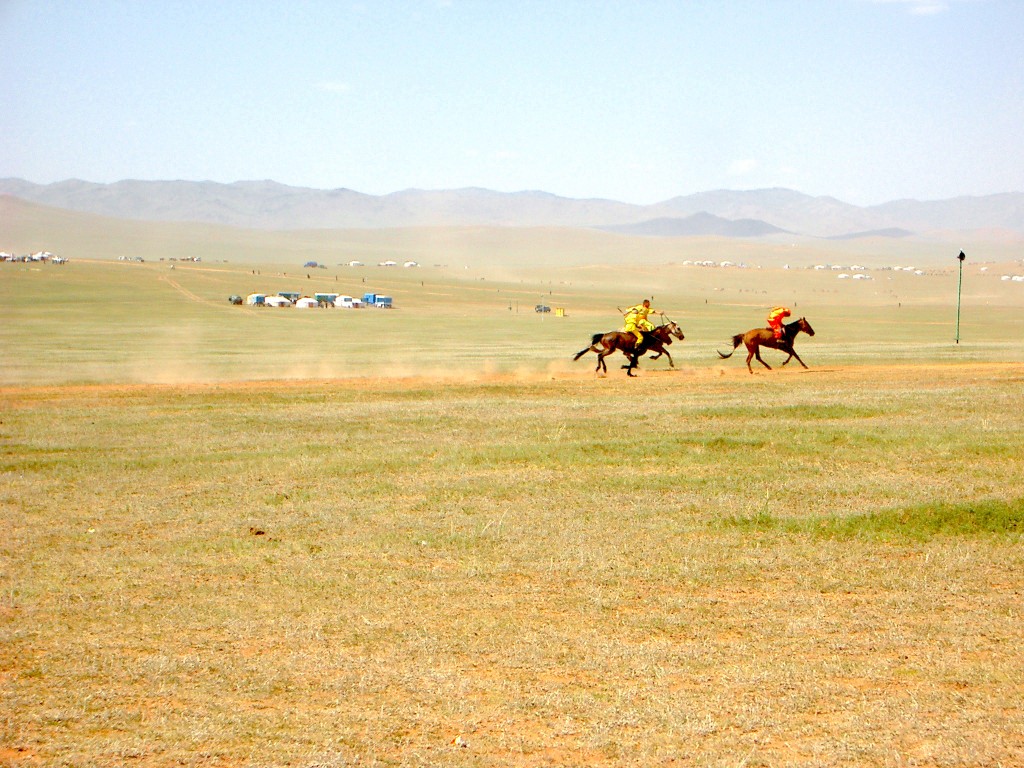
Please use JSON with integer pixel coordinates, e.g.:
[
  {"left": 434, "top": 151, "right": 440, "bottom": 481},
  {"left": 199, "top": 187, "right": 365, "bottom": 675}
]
[{"left": 623, "top": 299, "right": 660, "bottom": 350}]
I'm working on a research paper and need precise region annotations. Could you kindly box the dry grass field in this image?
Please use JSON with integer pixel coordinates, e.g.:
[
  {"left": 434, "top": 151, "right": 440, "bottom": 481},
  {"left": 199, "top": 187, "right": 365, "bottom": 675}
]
[{"left": 2, "top": 239, "right": 1023, "bottom": 766}]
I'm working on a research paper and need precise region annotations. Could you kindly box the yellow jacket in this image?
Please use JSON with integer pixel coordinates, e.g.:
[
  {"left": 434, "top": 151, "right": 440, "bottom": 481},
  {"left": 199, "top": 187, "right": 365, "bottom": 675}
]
[{"left": 625, "top": 303, "right": 655, "bottom": 321}]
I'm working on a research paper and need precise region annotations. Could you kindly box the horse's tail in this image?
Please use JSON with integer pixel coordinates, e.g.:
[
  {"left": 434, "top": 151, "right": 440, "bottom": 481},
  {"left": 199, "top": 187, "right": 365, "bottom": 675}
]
[
  {"left": 716, "top": 333, "right": 744, "bottom": 359},
  {"left": 573, "top": 333, "right": 605, "bottom": 361}
]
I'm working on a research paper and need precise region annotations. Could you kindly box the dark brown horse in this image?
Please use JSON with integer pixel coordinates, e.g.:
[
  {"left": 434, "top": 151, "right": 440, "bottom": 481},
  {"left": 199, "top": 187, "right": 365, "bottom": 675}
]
[
  {"left": 574, "top": 322, "right": 685, "bottom": 376},
  {"left": 717, "top": 317, "right": 815, "bottom": 373}
]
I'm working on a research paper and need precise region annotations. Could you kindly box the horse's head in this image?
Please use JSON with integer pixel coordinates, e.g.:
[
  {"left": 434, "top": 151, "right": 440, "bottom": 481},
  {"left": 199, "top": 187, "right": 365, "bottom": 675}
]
[
  {"left": 664, "top": 321, "right": 685, "bottom": 341},
  {"left": 797, "top": 317, "right": 815, "bottom": 336}
]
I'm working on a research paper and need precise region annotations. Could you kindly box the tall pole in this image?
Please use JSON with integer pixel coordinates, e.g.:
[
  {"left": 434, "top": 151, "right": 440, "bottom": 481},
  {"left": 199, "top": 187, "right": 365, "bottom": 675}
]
[{"left": 955, "top": 250, "right": 966, "bottom": 344}]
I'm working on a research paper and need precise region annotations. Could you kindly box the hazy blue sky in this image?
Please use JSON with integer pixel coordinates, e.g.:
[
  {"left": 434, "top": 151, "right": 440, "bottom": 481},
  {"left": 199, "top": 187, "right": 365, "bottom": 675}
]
[{"left": 1, "top": 0, "right": 1021, "bottom": 205}]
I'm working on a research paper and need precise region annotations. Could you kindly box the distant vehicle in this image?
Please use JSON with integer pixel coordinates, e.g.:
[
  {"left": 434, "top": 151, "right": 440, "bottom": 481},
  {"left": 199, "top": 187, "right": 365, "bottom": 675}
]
[
  {"left": 229, "top": 295, "right": 243, "bottom": 305},
  {"left": 535, "top": 304, "right": 551, "bottom": 313},
  {"left": 363, "top": 293, "right": 393, "bottom": 308}
]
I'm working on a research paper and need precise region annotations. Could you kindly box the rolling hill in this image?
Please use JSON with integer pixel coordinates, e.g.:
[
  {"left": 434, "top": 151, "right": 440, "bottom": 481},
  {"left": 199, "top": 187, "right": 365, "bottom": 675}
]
[
  {"left": 2, "top": 178, "right": 1023, "bottom": 238},
  {"left": 6, "top": 193, "right": 1023, "bottom": 271},
  {"left": 601, "top": 212, "right": 789, "bottom": 238}
]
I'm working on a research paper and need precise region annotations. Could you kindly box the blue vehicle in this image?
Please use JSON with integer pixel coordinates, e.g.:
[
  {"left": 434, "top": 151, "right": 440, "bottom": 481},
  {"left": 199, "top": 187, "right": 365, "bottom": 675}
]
[{"left": 363, "top": 293, "right": 393, "bottom": 308}]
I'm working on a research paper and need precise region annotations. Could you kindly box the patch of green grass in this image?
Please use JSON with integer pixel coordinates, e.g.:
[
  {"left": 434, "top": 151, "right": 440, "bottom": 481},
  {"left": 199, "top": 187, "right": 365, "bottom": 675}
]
[
  {"left": 703, "top": 403, "right": 884, "bottom": 421},
  {"left": 721, "top": 496, "right": 1024, "bottom": 542}
]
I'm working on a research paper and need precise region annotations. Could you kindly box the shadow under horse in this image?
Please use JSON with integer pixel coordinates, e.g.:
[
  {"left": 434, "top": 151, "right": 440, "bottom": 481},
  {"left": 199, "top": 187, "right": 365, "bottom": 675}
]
[
  {"left": 573, "top": 322, "right": 685, "bottom": 377},
  {"left": 717, "top": 317, "right": 816, "bottom": 373}
]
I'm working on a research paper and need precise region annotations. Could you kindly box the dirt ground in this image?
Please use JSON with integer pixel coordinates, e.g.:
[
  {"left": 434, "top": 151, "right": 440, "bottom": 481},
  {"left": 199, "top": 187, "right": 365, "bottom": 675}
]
[{"left": 2, "top": 360, "right": 1022, "bottom": 767}]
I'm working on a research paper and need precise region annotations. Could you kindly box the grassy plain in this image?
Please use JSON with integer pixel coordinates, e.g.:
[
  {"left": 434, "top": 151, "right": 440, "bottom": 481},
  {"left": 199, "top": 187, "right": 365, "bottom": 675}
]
[
  {"left": 2, "top": 235, "right": 1023, "bottom": 766},
  {"left": 2, "top": 244, "right": 1023, "bottom": 385}
]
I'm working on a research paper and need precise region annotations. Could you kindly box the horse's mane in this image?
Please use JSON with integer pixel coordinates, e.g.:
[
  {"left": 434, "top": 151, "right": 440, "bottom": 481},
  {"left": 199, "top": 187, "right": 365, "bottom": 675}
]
[{"left": 783, "top": 317, "right": 805, "bottom": 335}]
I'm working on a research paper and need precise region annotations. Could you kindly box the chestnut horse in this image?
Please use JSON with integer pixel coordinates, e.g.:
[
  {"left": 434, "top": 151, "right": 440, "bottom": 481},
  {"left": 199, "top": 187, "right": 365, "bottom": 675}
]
[
  {"left": 717, "top": 317, "right": 815, "bottom": 373},
  {"left": 573, "top": 322, "right": 685, "bottom": 377}
]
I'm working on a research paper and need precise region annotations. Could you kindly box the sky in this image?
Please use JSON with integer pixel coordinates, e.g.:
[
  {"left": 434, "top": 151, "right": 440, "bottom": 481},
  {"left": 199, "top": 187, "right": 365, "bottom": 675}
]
[{"left": 1, "top": 0, "right": 1021, "bottom": 206}]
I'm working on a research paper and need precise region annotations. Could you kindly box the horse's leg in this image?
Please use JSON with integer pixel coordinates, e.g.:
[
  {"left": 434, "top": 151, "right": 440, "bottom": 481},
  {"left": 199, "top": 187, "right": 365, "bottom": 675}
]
[
  {"left": 749, "top": 343, "right": 771, "bottom": 373},
  {"left": 648, "top": 344, "right": 671, "bottom": 366},
  {"left": 573, "top": 345, "right": 596, "bottom": 361},
  {"left": 789, "top": 349, "right": 809, "bottom": 369}
]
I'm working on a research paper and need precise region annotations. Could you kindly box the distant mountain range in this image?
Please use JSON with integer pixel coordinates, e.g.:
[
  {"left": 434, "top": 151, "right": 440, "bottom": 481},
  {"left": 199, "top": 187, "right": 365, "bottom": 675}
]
[
  {"left": 2, "top": 178, "right": 1023, "bottom": 239},
  {"left": 601, "top": 212, "right": 789, "bottom": 238}
]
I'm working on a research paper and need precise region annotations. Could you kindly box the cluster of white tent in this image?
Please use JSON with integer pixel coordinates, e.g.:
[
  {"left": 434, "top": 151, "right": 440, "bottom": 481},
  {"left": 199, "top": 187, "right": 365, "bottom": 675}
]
[
  {"left": 2, "top": 250, "right": 65, "bottom": 263},
  {"left": 244, "top": 292, "right": 371, "bottom": 308},
  {"left": 340, "top": 260, "right": 419, "bottom": 268},
  {"left": 682, "top": 260, "right": 743, "bottom": 268},
  {"left": 249, "top": 294, "right": 301, "bottom": 307},
  {"left": 809, "top": 263, "right": 926, "bottom": 279}
]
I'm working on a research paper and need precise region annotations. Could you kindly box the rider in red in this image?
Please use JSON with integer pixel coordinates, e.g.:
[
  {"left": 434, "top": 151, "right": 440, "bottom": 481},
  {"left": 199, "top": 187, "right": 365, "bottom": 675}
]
[{"left": 767, "top": 306, "right": 791, "bottom": 342}]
